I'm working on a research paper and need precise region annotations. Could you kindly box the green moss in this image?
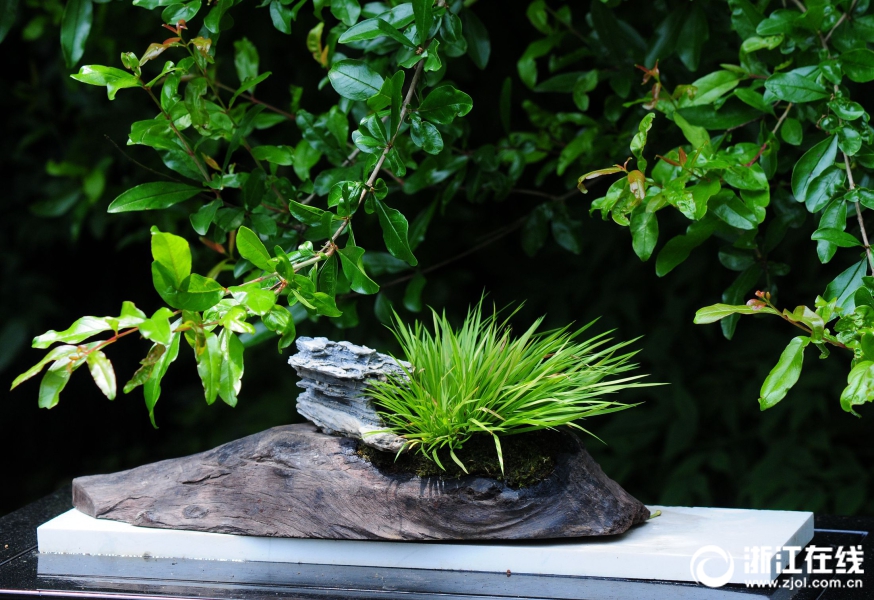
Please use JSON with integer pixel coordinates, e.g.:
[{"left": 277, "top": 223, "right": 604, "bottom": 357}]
[{"left": 356, "top": 430, "right": 567, "bottom": 488}]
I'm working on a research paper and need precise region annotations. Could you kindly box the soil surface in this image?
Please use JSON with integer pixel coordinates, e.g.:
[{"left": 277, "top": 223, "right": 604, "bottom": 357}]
[{"left": 356, "top": 430, "right": 566, "bottom": 488}]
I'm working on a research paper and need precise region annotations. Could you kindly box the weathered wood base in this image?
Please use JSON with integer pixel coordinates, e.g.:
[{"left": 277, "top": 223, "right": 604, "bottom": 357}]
[{"left": 72, "top": 423, "right": 650, "bottom": 540}]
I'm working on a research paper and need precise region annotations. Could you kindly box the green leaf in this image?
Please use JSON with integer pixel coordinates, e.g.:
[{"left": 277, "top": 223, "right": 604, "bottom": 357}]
[
  {"left": 734, "top": 87, "right": 775, "bottom": 115},
  {"left": 218, "top": 327, "right": 244, "bottom": 407},
  {"left": 676, "top": 99, "right": 760, "bottom": 130},
  {"left": 655, "top": 218, "right": 716, "bottom": 276},
  {"left": 781, "top": 118, "right": 803, "bottom": 146},
  {"left": 409, "top": 114, "right": 443, "bottom": 155},
  {"left": 461, "top": 8, "right": 490, "bottom": 69},
  {"left": 234, "top": 37, "right": 260, "bottom": 86},
  {"left": 195, "top": 330, "right": 221, "bottom": 404},
  {"left": 143, "top": 328, "right": 181, "bottom": 427},
  {"left": 842, "top": 49, "right": 874, "bottom": 83},
  {"left": 236, "top": 226, "right": 273, "bottom": 272},
  {"left": 340, "top": 15, "right": 414, "bottom": 45},
  {"left": 338, "top": 245, "right": 380, "bottom": 295},
  {"left": 824, "top": 257, "right": 867, "bottom": 311},
  {"left": 289, "top": 199, "right": 328, "bottom": 227},
  {"left": 86, "top": 350, "right": 116, "bottom": 400},
  {"left": 723, "top": 164, "right": 769, "bottom": 191},
  {"left": 250, "top": 144, "right": 293, "bottom": 166},
  {"left": 630, "top": 113, "right": 655, "bottom": 172},
  {"left": 230, "top": 285, "right": 276, "bottom": 316},
  {"left": 71, "top": 65, "right": 140, "bottom": 100},
  {"left": 61, "top": 0, "right": 92, "bottom": 67},
  {"left": 711, "top": 191, "right": 758, "bottom": 230},
  {"left": 764, "top": 71, "right": 829, "bottom": 103},
  {"left": 676, "top": 2, "right": 708, "bottom": 71},
  {"left": 262, "top": 305, "right": 297, "bottom": 351},
  {"left": 673, "top": 112, "right": 709, "bottom": 149},
  {"left": 151, "top": 229, "right": 191, "bottom": 286},
  {"left": 630, "top": 209, "right": 658, "bottom": 261},
  {"left": 374, "top": 199, "right": 417, "bottom": 266},
  {"left": 190, "top": 199, "right": 221, "bottom": 235},
  {"left": 792, "top": 136, "right": 838, "bottom": 204},
  {"left": 175, "top": 274, "right": 225, "bottom": 312},
  {"left": 108, "top": 182, "right": 201, "bottom": 213},
  {"left": 412, "top": 0, "right": 432, "bottom": 46},
  {"left": 687, "top": 70, "right": 741, "bottom": 106},
  {"left": 693, "top": 303, "right": 774, "bottom": 324},
  {"left": 269, "top": 0, "right": 293, "bottom": 34},
  {"left": 139, "top": 307, "right": 174, "bottom": 346},
  {"left": 38, "top": 360, "right": 74, "bottom": 409},
  {"left": 758, "top": 336, "right": 809, "bottom": 410},
  {"left": 840, "top": 361, "right": 874, "bottom": 416},
  {"left": 811, "top": 228, "right": 861, "bottom": 247},
  {"left": 310, "top": 292, "right": 342, "bottom": 317},
  {"left": 328, "top": 59, "right": 384, "bottom": 101},
  {"left": 551, "top": 207, "right": 583, "bottom": 254},
  {"left": 330, "top": 0, "right": 360, "bottom": 26},
  {"left": 33, "top": 316, "right": 113, "bottom": 349},
  {"left": 10, "top": 345, "right": 78, "bottom": 390},
  {"left": 418, "top": 85, "right": 473, "bottom": 125},
  {"left": 403, "top": 272, "right": 426, "bottom": 312}
]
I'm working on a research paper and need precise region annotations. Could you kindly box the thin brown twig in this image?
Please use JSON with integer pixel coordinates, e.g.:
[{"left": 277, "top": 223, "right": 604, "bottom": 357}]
[
  {"left": 104, "top": 135, "right": 183, "bottom": 183},
  {"left": 215, "top": 82, "right": 296, "bottom": 121},
  {"left": 293, "top": 58, "right": 429, "bottom": 273},
  {"left": 844, "top": 152, "right": 874, "bottom": 274}
]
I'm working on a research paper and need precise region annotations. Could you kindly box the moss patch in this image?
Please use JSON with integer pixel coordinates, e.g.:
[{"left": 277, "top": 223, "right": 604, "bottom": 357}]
[{"left": 356, "top": 430, "right": 567, "bottom": 488}]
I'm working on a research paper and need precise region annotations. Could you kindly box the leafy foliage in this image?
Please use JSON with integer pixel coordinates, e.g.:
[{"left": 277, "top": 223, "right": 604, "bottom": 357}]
[
  {"left": 365, "top": 302, "right": 650, "bottom": 472},
  {"left": 574, "top": 0, "right": 874, "bottom": 416},
  {"left": 3, "top": 0, "right": 874, "bottom": 513}
]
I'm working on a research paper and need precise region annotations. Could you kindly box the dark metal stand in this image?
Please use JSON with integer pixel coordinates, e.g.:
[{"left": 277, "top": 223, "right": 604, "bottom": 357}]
[{"left": 1, "top": 488, "right": 871, "bottom": 599}]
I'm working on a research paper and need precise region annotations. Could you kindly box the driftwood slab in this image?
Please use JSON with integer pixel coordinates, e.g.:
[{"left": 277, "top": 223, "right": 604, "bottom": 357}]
[{"left": 72, "top": 423, "right": 650, "bottom": 540}]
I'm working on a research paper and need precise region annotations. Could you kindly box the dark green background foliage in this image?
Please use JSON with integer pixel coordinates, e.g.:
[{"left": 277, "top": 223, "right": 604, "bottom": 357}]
[{"left": 1, "top": 0, "right": 873, "bottom": 517}]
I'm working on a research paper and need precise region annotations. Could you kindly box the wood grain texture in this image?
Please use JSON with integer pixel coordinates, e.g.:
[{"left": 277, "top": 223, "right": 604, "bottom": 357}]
[{"left": 72, "top": 423, "right": 650, "bottom": 540}]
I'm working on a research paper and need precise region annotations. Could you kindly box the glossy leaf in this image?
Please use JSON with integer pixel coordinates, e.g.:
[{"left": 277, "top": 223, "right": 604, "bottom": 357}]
[
  {"left": 38, "top": 360, "right": 74, "bottom": 409},
  {"left": 758, "top": 336, "right": 808, "bottom": 410},
  {"left": 236, "top": 226, "right": 273, "bottom": 272},
  {"left": 338, "top": 245, "right": 380, "bottom": 295},
  {"left": 764, "top": 71, "right": 829, "bottom": 103},
  {"left": 630, "top": 210, "right": 658, "bottom": 261},
  {"left": 328, "top": 59, "right": 384, "bottom": 101},
  {"left": 418, "top": 85, "right": 473, "bottom": 125},
  {"left": 811, "top": 228, "right": 861, "bottom": 248},
  {"left": 195, "top": 330, "right": 221, "bottom": 405},
  {"left": 71, "top": 65, "right": 140, "bottom": 100},
  {"left": 694, "top": 303, "right": 776, "bottom": 324},
  {"left": 32, "top": 317, "right": 113, "bottom": 349},
  {"left": 143, "top": 328, "right": 181, "bottom": 427},
  {"left": 108, "top": 182, "right": 201, "bottom": 213},
  {"left": 842, "top": 49, "right": 874, "bottom": 83},
  {"left": 10, "top": 345, "right": 78, "bottom": 390},
  {"left": 61, "top": 0, "right": 92, "bottom": 67},
  {"left": 375, "top": 199, "right": 417, "bottom": 266},
  {"left": 218, "top": 327, "right": 244, "bottom": 407},
  {"left": 86, "top": 350, "right": 116, "bottom": 400},
  {"left": 791, "top": 136, "right": 838, "bottom": 204}
]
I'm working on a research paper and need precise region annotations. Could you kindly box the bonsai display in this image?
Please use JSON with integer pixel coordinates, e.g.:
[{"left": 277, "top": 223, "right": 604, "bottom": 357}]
[{"left": 72, "top": 305, "right": 652, "bottom": 540}]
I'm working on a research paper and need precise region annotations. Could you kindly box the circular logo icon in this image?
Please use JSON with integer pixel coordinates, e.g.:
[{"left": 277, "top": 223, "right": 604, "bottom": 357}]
[{"left": 690, "top": 545, "right": 735, "bottom": 588}]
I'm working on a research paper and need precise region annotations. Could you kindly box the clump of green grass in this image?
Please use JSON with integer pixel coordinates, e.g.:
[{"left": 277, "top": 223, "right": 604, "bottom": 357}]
[{"left": 365, "top": 302, "right": 652, "bottom": 474}]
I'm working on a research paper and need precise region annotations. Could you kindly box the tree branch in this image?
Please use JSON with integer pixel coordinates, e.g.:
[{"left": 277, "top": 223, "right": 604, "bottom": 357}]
[{"left": 844, "top": 152, "right": 874, "bottom": 274}]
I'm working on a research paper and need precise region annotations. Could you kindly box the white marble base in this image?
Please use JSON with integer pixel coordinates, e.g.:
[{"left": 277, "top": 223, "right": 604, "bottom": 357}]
[{"left": 38, "top": 506, "right": 813, "bottom": 585}]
